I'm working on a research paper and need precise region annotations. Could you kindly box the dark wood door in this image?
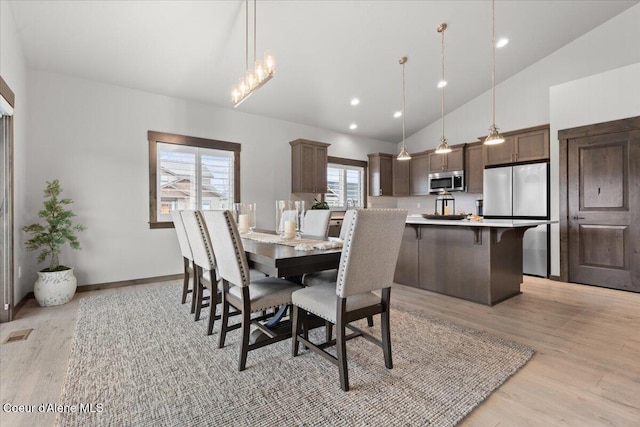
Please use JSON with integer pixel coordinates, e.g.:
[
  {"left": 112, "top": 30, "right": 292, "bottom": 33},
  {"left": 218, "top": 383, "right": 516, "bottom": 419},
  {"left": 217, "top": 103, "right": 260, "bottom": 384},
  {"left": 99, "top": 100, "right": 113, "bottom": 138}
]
[
  {"left": 393, "top": 156, "right": 410, "bottom": 196},
  {"left": 484, "top": 136, "right": 514, "bottom": 166},
  {"left": 445, "top": 147, "right": 464, "bottom": 171},
  {"left": 568, "top": 131, "right": 639, "bottom": 291},
  {"left": 410, "top": 153, "right": 429, "bottom": 195},
  {"left": 465, "top": 143, "right": 484, "bottom": 194}
]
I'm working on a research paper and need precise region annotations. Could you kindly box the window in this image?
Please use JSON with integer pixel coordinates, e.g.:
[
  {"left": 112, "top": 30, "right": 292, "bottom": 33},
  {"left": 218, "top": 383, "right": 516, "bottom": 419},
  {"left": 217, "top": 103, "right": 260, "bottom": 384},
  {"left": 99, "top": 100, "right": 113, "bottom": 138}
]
[
  {"left": 148, "top": 131, "right": 240, "bottom": 228},
  {"left": 325, "top": 157, "right": 367, "bottom": 210}
]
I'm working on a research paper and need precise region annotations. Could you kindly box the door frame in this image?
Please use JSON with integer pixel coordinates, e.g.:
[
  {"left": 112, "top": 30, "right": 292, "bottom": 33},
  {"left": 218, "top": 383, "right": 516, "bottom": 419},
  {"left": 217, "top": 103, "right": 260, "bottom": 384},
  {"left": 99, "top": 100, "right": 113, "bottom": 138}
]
[
  {"left": 0, "top": 75, "right": 15, "bottom": 323},
  {"left": 558, "top": 116, "right": 640, "bottom": 283}
]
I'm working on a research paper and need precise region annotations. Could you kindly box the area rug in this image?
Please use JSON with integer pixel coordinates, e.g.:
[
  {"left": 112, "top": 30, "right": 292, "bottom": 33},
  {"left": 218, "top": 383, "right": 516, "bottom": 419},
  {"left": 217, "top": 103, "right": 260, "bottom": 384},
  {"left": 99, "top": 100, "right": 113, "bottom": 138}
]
[{"left": 57, "top": 283, "right": 534, "bottom": 426}]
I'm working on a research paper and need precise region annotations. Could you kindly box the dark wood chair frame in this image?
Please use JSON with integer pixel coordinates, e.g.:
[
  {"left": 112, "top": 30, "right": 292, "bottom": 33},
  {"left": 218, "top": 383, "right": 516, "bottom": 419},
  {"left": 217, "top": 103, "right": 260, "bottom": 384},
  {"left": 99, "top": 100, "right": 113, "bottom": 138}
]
[
  {"left": 292, "top": 287, "right": 393, "bottom": 391},
  {"left": 218, "top": 278, "right": 293, "bottom": 371},
  {"left": 181, "top": 256, "right": 196, "bottom": 313}
]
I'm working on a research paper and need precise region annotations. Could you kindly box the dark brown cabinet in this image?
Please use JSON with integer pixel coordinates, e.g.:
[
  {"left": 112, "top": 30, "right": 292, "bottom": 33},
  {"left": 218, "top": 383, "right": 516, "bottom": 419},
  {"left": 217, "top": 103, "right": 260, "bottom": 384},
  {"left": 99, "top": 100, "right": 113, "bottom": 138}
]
[
  {"left": 409, "top": 152, "right": 429, "bottom": 195},
  {"left": 465, "top": 142, "right": 484, "bottom": 194},
  {"left": 290, "top": 139, "right": 330, "bottom": 193},
  {"left": 428, "top": 146, "right": 464, "bottom": 173},
  {"left": 484, "top": 125, "right": 549, "bottom": 166},
  {"left": 368, "top": 153, "right": 393, "bottom": 196},
  {"left": 393, "top": 225, "right": 420, "bottom": 287},
  {"left": 393, "top": 156, "right": 411, "bottom": 196}
]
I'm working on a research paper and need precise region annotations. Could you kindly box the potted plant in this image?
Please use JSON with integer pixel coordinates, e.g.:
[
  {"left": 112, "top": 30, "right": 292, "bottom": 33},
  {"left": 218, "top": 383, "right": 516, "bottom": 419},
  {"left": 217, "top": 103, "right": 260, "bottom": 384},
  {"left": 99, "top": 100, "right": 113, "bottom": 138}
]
[
  {"left": 311, "top": 197, "right": 329, "bottom": 210},
  {"left": 23, "top": 180, "right": 86, "bottom": 306}
]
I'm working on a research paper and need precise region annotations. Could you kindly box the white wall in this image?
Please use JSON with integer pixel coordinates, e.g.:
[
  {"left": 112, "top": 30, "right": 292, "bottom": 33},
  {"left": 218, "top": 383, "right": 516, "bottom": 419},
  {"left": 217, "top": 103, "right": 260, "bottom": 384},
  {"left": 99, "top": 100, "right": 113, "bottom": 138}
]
[
  {"left": 1, "top": 2, "right": 30, "bottom": 303},
  {"left": 24, "top": 71, "right": 394, "bottom": 287},
  {"left": 396, "top": 4, "right": 640, "bottom": 277},
  {"left": 549, "top": 62, "right": 640, "bottom": 275}
]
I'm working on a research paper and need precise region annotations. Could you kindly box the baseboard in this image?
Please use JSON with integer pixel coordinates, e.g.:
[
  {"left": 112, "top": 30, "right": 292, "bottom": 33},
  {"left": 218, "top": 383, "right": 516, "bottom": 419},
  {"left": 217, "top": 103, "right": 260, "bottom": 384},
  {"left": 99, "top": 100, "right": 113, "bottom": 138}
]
[
  {"left": 549, "top": 275, "right": 563, "bottom": 282},
  {"left": 13, "top": 292, "right": 34, "bottom": 314},
  {"left": 76, "top": 274, "right": 183, "bottom": 293}
]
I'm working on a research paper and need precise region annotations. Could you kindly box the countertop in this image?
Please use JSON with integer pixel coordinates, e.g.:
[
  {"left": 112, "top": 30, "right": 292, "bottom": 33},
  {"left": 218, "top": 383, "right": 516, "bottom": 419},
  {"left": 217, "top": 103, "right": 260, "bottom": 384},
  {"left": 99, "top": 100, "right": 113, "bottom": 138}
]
[{"left": 405, "top": 216, "right": 557, "bottom": 228}]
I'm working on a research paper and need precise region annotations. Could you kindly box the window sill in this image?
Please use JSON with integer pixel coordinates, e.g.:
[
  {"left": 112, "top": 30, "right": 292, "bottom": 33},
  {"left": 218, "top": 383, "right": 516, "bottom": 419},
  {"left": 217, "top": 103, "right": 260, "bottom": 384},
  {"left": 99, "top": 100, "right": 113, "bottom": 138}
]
[{"left": 149, "top": 221, "right": 175, "bottom": 229}]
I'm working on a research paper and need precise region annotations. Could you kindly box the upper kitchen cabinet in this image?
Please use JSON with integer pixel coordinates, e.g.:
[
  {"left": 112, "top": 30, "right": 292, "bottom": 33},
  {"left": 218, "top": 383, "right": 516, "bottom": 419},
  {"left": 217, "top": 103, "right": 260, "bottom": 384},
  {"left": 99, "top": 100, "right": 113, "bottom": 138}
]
[
  {"left": 290, "top": 139, "right": 330, "bottom": 193},
  {"left": 368, "top": 153, "right": 393, "bottom": 196},
  {"left": 428, "top": 145, "right": 464, "bottom": 173},
  {"left": 465, "top": 142, "right": 484, "bottom": 194},
  {"left": 484, "top": 125, "right": 550, "bottom": 166},
  {"left": 393, "top": 155, "right": 411, "bottom": 196},
  {"left": 410, "top": 151, "right": 430, "bottom": 196}
]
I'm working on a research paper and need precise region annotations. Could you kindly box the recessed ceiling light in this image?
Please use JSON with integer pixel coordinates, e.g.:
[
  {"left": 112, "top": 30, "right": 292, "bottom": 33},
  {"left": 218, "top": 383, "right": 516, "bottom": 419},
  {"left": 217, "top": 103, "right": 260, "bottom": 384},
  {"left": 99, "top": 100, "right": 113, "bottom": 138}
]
[
  {"left": 349, "top": 123, "right": 358, "bottom": 130},
  {"left": 350, "top": 98, "right": 360, "bottom": 106},
  {"left": 393, "top": 111, "right": 402, "bottom": 118},
  {"left": 437, "top": 80, "right": 448, "bottom": 88},
  {"left": 496, "top": 38, "right": 509, "bottom": 48}
]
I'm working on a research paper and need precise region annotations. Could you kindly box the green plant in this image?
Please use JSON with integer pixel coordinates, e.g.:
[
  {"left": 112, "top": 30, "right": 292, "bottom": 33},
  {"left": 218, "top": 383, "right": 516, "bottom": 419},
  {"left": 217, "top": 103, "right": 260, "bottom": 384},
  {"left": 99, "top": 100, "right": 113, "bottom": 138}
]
[
  {"left": 311, "top": 197, "right": 329, "bottom": 210},
  {"left": 23, "top": 180, "right": 86, "bottom": 272}
]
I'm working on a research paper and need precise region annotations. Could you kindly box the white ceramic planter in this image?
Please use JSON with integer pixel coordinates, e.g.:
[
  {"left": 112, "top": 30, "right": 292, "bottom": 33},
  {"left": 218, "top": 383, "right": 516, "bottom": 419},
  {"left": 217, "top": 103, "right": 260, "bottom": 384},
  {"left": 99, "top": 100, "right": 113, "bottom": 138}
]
[{"left": 34, "top": 268, "right": 77, "bottom": 307}]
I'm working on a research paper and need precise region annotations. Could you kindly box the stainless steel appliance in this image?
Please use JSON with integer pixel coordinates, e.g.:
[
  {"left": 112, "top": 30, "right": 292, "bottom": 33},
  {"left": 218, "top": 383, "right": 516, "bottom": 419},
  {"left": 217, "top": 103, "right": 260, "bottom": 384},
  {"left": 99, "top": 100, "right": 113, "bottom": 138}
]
[
  {"left": 483, "top": 162, "right": 549, "bottom": 277},
  {"left": 428, "top": 170, "right": 464, "bottom": 193}
]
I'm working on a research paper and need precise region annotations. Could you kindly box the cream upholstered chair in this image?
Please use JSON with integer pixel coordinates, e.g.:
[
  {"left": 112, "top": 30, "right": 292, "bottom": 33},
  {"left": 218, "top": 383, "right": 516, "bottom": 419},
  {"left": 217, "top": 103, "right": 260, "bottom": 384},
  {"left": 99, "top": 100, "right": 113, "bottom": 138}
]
[
  {"left": 302, "top": 209, "right": 331, "bottom": 238},
  {"left": 291, "top": 209, "right": 407, "bottom": 391},
  {"left": 171, "top": 210, "right": 196, "bottom": 313},
  {"left": 180, "top": 210, "right": 220, "bottom": 334},
  {"left": 205, "top": 210, "right": 303, "bottom": 371},
  {"left": 301, "top": 210, "right": 373, "bottom": 335}
]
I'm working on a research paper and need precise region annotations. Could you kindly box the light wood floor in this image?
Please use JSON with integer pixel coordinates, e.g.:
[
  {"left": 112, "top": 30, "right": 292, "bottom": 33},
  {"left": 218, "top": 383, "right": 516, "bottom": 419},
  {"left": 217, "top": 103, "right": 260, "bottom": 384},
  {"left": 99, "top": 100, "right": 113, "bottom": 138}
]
[{"left": 1, "top": 277, "right": 639, "bottom": 426}]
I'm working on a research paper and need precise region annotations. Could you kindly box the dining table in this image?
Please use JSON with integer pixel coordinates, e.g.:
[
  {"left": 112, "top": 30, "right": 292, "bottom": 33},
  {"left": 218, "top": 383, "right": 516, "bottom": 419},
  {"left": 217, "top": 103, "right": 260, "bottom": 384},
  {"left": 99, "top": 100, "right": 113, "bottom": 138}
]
[
  {"left": 241, "top": 231, "right": 342, "bottom": 279},
  {"left": 240, "top": 230, "right": 343, "bottom": 343}
]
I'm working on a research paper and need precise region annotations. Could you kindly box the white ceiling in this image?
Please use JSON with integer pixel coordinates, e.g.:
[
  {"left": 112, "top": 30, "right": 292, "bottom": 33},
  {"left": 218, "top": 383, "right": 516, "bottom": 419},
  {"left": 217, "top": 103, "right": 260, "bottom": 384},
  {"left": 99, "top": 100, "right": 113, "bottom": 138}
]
[{"left": 8, "top": 0, "right": 638, "bottom": 143}]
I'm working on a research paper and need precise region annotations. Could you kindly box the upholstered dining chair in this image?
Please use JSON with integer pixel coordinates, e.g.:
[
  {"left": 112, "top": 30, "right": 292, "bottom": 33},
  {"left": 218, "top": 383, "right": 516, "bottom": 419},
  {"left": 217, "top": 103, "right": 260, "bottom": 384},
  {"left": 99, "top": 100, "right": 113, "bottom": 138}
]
[
  {"left": 180, "top": 210, "right": 220, "bottom": 334},
  {"left": 291, "top": 208, "right": 407, "bottom": 391},
  {"left": 303, "top": 209, "right": 331, "bottom": 238},
  {"left": 204, "top": 209, "right": 303, "bottom": 371},
  {"left": 301, "top": 209, "right": 373, "bottom": 336},
  {"left": 171, "top": 210, "right": 196, "bottom": 313}
]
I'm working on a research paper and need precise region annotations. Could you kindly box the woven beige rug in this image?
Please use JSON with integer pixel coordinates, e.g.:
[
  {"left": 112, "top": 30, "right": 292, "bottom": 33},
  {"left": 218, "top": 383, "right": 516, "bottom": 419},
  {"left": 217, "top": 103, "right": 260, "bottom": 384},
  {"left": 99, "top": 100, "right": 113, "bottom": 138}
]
[{"left": 57, "top": 284, "right": 533, "bottom": 426}]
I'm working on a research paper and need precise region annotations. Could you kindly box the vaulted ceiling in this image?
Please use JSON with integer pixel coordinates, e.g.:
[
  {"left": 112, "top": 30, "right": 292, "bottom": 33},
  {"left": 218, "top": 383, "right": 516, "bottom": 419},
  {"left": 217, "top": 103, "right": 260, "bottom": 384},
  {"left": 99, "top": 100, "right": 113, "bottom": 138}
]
[{"left": 8, "top": 0, "right": 638, "bottom": 143}]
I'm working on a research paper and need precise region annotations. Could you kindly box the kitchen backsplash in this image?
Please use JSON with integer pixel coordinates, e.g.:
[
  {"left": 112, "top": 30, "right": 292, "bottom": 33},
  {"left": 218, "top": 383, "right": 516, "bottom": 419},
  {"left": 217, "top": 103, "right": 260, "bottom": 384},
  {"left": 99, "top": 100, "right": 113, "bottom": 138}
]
[{"left": 370, "top": 192, "right": 483, "bottom": 215}]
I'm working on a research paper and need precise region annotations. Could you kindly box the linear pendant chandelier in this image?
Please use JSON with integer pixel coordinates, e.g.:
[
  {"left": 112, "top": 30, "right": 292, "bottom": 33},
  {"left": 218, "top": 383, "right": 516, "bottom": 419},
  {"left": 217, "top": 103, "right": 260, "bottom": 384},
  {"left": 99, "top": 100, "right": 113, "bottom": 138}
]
[
  {"left": 484, "top": 0, "right": 504, "bottom": 145},
  {"left": 435, "top": 23, "right": 452, "bottom": 154},
  {"left": 231, "top": 0, "right": 275, "bottom": 107}
]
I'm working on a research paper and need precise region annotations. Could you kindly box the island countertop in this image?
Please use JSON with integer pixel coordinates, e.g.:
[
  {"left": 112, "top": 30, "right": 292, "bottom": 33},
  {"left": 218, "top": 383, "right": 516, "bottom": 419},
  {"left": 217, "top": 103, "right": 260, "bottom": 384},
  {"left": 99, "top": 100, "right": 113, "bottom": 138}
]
[{"left": 405, "top": 216, "right": 557, "bottom": 228}]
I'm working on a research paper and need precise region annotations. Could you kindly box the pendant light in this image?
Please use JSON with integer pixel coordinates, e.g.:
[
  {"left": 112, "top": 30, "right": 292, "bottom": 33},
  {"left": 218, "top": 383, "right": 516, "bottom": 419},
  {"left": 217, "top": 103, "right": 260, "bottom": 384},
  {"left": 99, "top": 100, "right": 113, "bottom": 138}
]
[
  {"left": 434, "top": 23, "right": 452, "bottom": 154},
  {"left": 484, "top": 0, "right": 504, "bottom": 145},
  {"left": 231, "top": 0, "right": 275, "bottom": 107},
  {"left": 397, "top": 57, "right": 411, "bottom": 161}
]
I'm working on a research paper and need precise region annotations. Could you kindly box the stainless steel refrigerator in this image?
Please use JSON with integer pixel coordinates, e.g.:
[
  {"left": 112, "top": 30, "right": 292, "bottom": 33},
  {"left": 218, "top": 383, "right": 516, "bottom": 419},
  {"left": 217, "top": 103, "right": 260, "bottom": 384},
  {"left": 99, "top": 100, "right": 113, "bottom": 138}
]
[{"left": 483, "top": 162, "right": 549, "bottom": 277}]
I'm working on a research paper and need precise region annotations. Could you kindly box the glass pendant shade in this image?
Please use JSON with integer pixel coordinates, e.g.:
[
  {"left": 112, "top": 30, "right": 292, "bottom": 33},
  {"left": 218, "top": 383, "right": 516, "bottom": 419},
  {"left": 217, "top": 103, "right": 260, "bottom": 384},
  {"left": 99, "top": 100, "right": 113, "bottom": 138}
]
[
  {"left": 435, "top": 137, "right": 452, "bottom": 154},
  {"left": 484, "top": 124, "right": 505, "bottom": 145},
  {"left": 397, "top": 145, "right": 411, "bottom": 160}
]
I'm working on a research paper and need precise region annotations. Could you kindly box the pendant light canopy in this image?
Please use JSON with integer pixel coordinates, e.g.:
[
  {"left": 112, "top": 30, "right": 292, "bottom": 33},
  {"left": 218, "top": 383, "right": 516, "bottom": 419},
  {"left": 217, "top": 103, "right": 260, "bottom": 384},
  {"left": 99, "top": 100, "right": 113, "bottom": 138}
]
[
  {"left": 484, "top": 0, "right": 504, "bottom": 145},
  {"left": 435, "top": 23, "right": 452, "bottom": 155},
  {"left": 397, "top": 57, "right": 411, "bottom": 161}
]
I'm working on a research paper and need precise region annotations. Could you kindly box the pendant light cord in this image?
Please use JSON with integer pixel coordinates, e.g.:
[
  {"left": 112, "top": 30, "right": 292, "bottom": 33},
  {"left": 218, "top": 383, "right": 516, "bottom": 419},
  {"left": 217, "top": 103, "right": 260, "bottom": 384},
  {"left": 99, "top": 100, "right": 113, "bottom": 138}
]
[
  {"left": 441, "top": 25, "right": 445, "bottom": 141},
  {"left": 402, "top": 60, "right": 406, "bottom": 147},
  {"left": 253, "top": 0, "right": 257, "bottom": 65},
  {"left": 492, "top": 0, "right": 496, "bottom": 127},
  {"left": 245, "top": 0, "right": 249, "bottom": 72}
]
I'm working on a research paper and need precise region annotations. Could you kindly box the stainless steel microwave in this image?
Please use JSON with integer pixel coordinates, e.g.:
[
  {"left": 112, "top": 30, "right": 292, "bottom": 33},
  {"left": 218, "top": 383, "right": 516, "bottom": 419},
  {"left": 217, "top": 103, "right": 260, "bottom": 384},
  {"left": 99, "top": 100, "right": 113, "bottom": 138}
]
[{"left": 428, "top": 170, "right": 464, "bottom": 193}]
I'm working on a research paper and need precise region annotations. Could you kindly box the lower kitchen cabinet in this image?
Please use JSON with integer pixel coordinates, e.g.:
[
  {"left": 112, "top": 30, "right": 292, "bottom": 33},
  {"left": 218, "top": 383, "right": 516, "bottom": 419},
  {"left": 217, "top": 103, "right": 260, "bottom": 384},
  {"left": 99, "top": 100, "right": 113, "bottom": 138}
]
[{"left": 393, "top": 225, "right": 420, "bottom": 287}]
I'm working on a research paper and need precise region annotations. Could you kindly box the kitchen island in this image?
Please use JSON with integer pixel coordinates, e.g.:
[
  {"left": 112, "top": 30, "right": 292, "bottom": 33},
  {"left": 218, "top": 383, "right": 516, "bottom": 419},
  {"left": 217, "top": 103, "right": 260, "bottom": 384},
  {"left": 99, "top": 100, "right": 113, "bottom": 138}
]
[{"left": 394, "top": 217, "right": 556, "bottom": 305}]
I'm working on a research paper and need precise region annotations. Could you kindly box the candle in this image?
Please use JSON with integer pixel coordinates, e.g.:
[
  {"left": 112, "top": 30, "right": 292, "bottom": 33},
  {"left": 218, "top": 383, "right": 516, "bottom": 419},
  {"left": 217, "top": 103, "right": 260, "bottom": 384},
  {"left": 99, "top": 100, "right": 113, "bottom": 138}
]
[
  {"left": 238, "top": 214, "right": 249, "bottom": 233},
  {"left": 284, "top": 220, "right": 296, "bottom": 239},
  {"left": 444, "top": 206, "right": 450, "bottom": 216}
]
